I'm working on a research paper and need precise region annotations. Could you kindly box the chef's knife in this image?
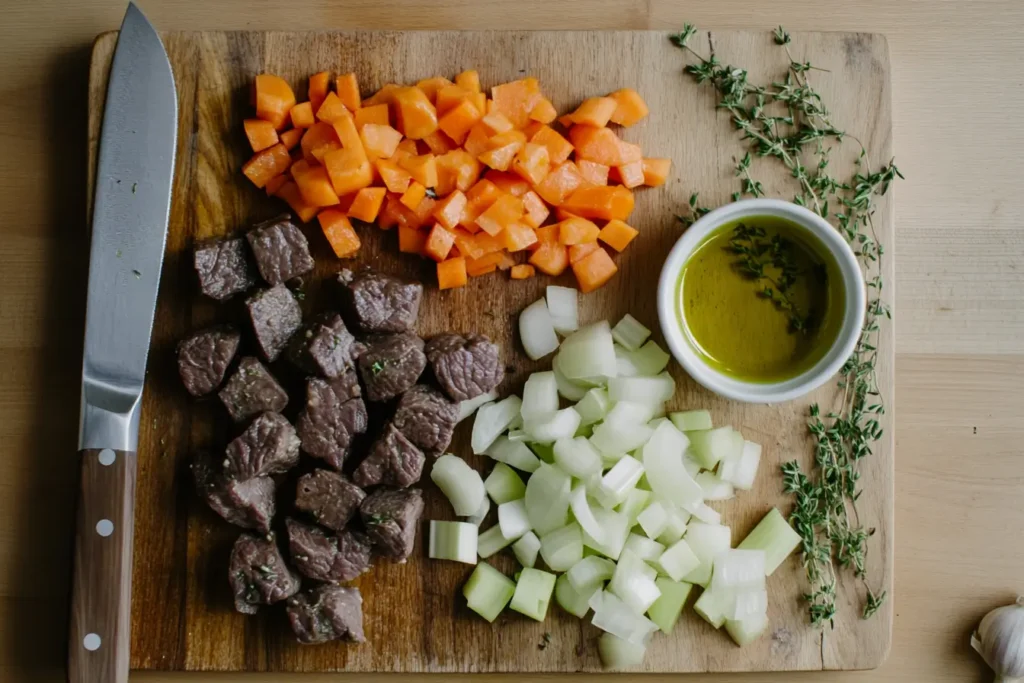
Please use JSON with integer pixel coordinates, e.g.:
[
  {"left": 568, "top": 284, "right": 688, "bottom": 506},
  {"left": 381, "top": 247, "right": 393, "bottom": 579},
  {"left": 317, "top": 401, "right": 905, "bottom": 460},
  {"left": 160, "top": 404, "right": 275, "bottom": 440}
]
[{"left": 69, "top": 4, "right": 176, "bottom": 682}]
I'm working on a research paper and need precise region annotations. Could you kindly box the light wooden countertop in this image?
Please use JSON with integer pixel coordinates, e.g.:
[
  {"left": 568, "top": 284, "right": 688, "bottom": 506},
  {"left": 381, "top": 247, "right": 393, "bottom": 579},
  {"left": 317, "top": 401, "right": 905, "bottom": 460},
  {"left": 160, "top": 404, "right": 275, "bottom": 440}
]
[{"left": 1, "top": 1, "right": 1021, "bottom": 681}]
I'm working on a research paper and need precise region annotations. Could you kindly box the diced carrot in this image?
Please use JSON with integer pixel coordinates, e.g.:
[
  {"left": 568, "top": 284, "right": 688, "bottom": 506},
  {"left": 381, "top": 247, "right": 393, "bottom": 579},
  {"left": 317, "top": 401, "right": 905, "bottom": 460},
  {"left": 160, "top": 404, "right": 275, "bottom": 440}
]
[
  {"left": 437, "top": 98, "right": 483, "bottom": 145},
  {"left": 319, "top": 209, "right": 361, "bottom": 257},
  {"left": 301, "top": 122, "right": 342, "bottom": 163},
  {"left": 279, "top": 128, "right": 303, "bottom": 150},
  {"left": 399, "top": 154, "right": 438, "bottom": 189},
  {"left": 433, "top": 190, "right": 467, "bottom": 230},
  {"left": 347, "top": 187, "right": 387, "bottom": 223},
  {"left": 568, "top": 97, "right": 618, "bottom": 127},
  {"left": 488, "top": 129, "right": 527, "bottom": 152},
  {"left": 558, "top": 216, "right": 600, "bottom": 245},
  {"left": 466, "top": 252, "right": 505, "bottom": 277},
  {"left": 534, "top": 160, "right": 584, "bottom": 206},
  {"left": 308, "top": 71, "right": 331, "bottom": 113},
  {"left": 522, "top": 121, "right": 545, "bottom": 140},
  {"left": 481, "top": 111, "right": 515, "bottom": 136},
  {"left": 529, "top": 242, "right": 569, "bottom": 276},
  {"left": 291, "top": 159, "right": 341, "bottom": 207},
  {"left": 392, "top": 87, "right": 438, "bottom": 139},
  {"left": 410, "top": 196, "right": 438, "bottom": 229},
  {"left": 475, "top": 194, "right": 524, "bottom": 236},
  {"left": 437, "top": 257, "right": 468, "bottom": 289},
  {"left": 529, "top": 97, "right": 557, "bottom": 124},
  {"left": 555, "top": 207, "right": 580, "bottom": 222},
  {"left": 377, "top": 194, "right": 404, "bottom": 230},
  {"left": 484, "top": 170, "right": 530, "bottom": 197},
  {"left": 608, "top": 88, "right": 649, "bottom": 127},
  {"left": 424, "top": 224, "right": 456, "bottom": 261},
  {"left": 360, "top": 124, "right": 403, "bottom": 160},
  {"left": 618, "top": 141, "right": 643, "bottom": 164},
  {"left": 569, "top": 124, "right": 625, "bottom": 166},
  {"left": 510, "top": 264, "right": 536, "bottom": 280},
  {"left": 354, "top": 104, "right": 390, "bottom": 130},
  {"left": 375, "top": 158, "right": 412, "bottom": 194},
  {"left": 329, "top": 72, "right": 360, "bottom": 113},
  {"left": 642, "top": 157, "right": 672, "bottom": 187},
  {"left": 275, "top": 180, "right": 319, "bottom": 223},
  {"left": 561, "top": 185, "right": 634, "bottom": 221},
  {"left": 568, "top": 241, "right": 600, "bottom": 264},
  {"left": 323, "top": 147, "right": 373, "bottom": 196},
  {"left": 436, "top": 84, "right": 473, "bottom": 116},
  {"left": 503, "top": 222, "right": 539, "bottom": 252},
  {"left": 316, "top": 92, "right": 350, "bottom": 124},
  {"left": 498, "top": 252, "right": 517, "bottom": 271},
  {"left": 255, "top": 74, "right": 296, "bottom": 129},
  {"left": 533, "top": 224, "right": 559, "bottom": 245},
  {"left": 244, "top": 118, "right": 279, "bottom": 152},
  {"left": 572, "top": 246, "right": 618, "bottom": 292},
  {"left": 473, "top": 93, "right": 488, "bottom": 117},
  {"left": 363, "top": 83, "right": 400, "bottom": 107},
  {"left": 521, "top": 190, "right": 550, "bottom": 228},
  {"left": 331, "top": 113, "right": 366, "bottom": 160},
  {"left": 530, "top": 125, "right": 574, "bottom": 165},
  {"left": 472, "top": 230, "right": 504, "bottom": 255},
  {"left": 557, "top": 113, "right": 574, "bottom": 128},
  {"left": 398, "top": 225, "right": 428, "bottom": 254},
  {"left": 242, "top": 143, "right": 292, "bottom": 188},
  {"left": 578, "top": 159, "right": 610, "bottom": 186},
  {"left": 598, "top": 218, "right": 639, "bottom": 252},
  {"left": 264, "top": 174, "right": 288, "bottom": 196},
  {"left": 490, "top": 77, "right": 543, "bottom": 129},
  {"left": 335, "top": 192, "right": 358, "bottom": 214},
  {"left": 463, "top": 123, "right": 494, "bottom": 157},
  {"left": 422, "top": 130, "right": 457, "bottom": 155},
  {"left": 400, "top": 181, "right": 427, "bottom": 211},
  {"left": 461, "top": 179, "right": 503, "bottom": 230},
  {"left": 455, "top": 70, "right": 481, "bottom": 93},
  {"left": 511, "top": 142, "right": 550, "bottom": 185},
  {"left": 452, "top": 229, "right": 485, "bottom": 260},
  {"left": 479, "top": 142, "right": 519, "bottom": 172},
  {"left": 617, "top": 160, "right": 645, "bottom": 189},
  {"left": 415, "top": 76, "right": 454, "bottom": 103},
  {"left": 438, "top": 150, "right": 482, "bottom": 193}
]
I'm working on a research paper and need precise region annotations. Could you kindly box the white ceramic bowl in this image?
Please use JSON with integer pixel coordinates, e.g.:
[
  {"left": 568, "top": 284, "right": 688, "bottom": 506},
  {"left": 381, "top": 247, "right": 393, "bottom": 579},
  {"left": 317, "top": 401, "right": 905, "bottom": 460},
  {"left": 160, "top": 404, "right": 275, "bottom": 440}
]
[{"left": 657, "top": 199, "right": 866, "bottom": 404}]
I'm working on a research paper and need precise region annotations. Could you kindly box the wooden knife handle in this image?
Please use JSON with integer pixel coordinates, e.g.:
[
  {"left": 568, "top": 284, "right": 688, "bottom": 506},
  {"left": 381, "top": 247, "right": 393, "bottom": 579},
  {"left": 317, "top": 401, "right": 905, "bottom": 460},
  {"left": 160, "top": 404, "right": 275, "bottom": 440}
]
[{"left": 68, "top": 449, "right": 137, "bottom": 683}]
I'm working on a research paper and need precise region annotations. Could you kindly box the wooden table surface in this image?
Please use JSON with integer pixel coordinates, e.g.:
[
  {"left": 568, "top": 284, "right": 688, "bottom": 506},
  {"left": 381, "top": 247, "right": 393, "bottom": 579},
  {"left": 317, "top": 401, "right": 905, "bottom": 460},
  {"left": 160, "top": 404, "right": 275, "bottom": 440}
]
[{"left": 0, "top": 1, "right": 1021, "bottom": 682}]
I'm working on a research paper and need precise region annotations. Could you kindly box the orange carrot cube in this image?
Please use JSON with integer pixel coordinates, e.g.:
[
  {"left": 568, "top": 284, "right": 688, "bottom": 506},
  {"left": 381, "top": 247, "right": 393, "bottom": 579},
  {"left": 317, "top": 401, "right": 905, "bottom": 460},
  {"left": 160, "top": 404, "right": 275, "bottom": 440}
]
[
  {"left": 255, "top": 74, "right": 296, "bottom": 130},
  {"left": 578, "top": 159, "right": 610, "bottom": 186},
  {"left": 608, "top": 88, "right": 649, "bottom": 127},
  {"left": 561, "top": 185, "right": 634, "bottom": 221},
  {"left": 510, "top": 264, "right": 536, "bottom": 279},
  {"left": 534, "top": 160, "right": 584, "bottom": 206},
  {"left": 279, "top": 128, "right": 303, "bottom": 150},
  {"left": 437, "top": 257, "right": 468, "bottom": 289},
  {"left": 438, "top": 99, "right": 483, "bottom": 145},
  {"left": 398, "top": 225, "right": 428, "bottom": 254},
  {"left": 375, "top": 158, "right": 412, "bottom": 194},
  {"left": 598, "top": 219, "right": 639, "bottom": 252},
  {"left": 323, "top": 147, "right": 373, "bottom": 196},
  {"left": 617, "top": 161, "right": 645, "bottom": 189},
  {"left": 528, "top": 242, "right": 570, "bottom": 276},
  {"left": 512, "top": 143, "right": 550, "bottom": 185},
  {"left": 360, "top": 124, "right": 403, "bottom": 160},
  {"left": 433, "top": 190, "right": 468, "bottom": 231},
  {"left": 424, "top": 224, "right": 456, "bottom": 262},
  {"left": 572, "top": 245, "right": 618, "bottom": 292},
  {"left": 558, "top": 216, "right": 601, "bottom": 245},
  {"left": 301, "top": 122, "right": 342, "bottom": 163},
  {"left": 355, "top": 104, "right": 390, "bottom": 130},
  {"left": 316, "top": 92, "right": 350, "bottom": 124},
  {"left": 642, "top": 158, "right": 672, "bottom": 187},
  {"left": 455, "top": 70, "right": 481, "bottom": 93},
  {"left": 530, "top": 125, "right": 574, "bottom": 165},
  {"left": 521, "top": 190, "right": 550, "bottom": 228},
  {"left": 275, "top": 180, "right": 319, "bottom": 223},
  {"left": 503, "top": 222, "right": 539, "bottom": 252},
  {"left": 308, "top": 71, "right": 330, "bottom": 113},
  {"left": 490, "top": 78, "right": 544, "bottom": 129},
  {"left": 568, "top": 97, "right": 618, "bottom": 127},
  {"left": 347, "top": 187, "right": 387, "bottom": 223},
  {"left": 416, "top": 76, "right": 453, "bottom": 103},
  {"left": 392, "top": 86, "right": 438, "bottom": 140},
  {"left": 529, "top": 98, "right": 557, "bottom": 124},
  {"left": 400, "top": 181, "right": 427, "bottom": 211},
  {"left": 568, "top": 242, "right": 600, "bottom": 264},
  {"left": 242, "top": 143, "right": 292, "bottom": 188},
  {"left": 244, "top": 118, "right": 280, "bottom": 152},
  {"left": 319, "top": 209, "right": 361, "bottom": 258},
  {"left": 475, "top": 193, "right": 524, "bottom": 236}
]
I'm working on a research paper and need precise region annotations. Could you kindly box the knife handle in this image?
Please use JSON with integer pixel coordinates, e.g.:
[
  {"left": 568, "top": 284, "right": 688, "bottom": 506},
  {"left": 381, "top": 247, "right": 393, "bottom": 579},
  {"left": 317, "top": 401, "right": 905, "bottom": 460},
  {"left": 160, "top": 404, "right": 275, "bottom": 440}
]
[{"left": 68, "top": 449, "right": 137, "bottom": 683}]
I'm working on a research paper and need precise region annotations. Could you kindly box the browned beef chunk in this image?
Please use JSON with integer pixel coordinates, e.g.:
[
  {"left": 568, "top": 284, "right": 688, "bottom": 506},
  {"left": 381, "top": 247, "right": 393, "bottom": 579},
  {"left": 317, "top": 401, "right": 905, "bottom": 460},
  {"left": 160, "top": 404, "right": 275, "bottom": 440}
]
[
  {"left": 295, "top": 469, "right": 365, "bottom": 532},
  {"left": 337, "top": 268, "right": 422, "bottom": 334},
  {"left": 246, "top": 215, "right": 315, "bottom": 285},
  {"left": 352, "top": 423, "right": 424, "bottom": 488},
  {"left": 359, "top": 487, "right": 424, "bottom": 561},
  {"left": 228, "top": 533, "right": 301, "bottom": 615},
  {"left": 192, "top": 451, "right": 275, "bottom": 532},
  {"left": 286, "top": 518, "right": 372, "bottom": 583},
  {"left": 391, "top": 384, "right": 458, "bottom": 456},
  {"left": 219, "top": 357, "right": 288, "bottom": 422},
  {"left": 296, "top": 372, "right": 368, "bottom": 470},
  {"left": 425, "top": 333, "right": 504, "bottom": 402},
  {"left": 357, "top": 333, "right": 426, "bottom": 402},
  {"left": 193, "top": 237, "right": 256, "bottom": 301},
  {"left": 287, "top": 312, "right": 364, "bottom": 379},
  {"left": 287, "top": 584, "right": 365, "bottom": 644},
  {"left": 177, "top": 325, "right": 241, "bottom": 397},
  {"left": 224, "top": 412, "right": 300, "bottom": 479},
  {"left": 246, "top": 283, "right": 302, "bottom": 362}
]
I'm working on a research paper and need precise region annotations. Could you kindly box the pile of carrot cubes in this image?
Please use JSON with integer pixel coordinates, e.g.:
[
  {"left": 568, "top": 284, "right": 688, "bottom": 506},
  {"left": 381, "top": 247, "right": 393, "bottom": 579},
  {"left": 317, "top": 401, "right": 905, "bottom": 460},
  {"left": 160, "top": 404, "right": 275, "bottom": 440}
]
[{"left": 241, "top": 70, "right": 670, "bottom": 292}]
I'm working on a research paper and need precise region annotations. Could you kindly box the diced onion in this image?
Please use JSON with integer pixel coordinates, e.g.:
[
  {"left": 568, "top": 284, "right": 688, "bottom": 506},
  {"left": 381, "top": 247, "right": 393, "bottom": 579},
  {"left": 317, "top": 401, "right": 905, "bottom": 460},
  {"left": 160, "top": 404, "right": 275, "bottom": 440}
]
[
  {"left": 609, "top": 549, "right": 662, "bottom": 613},
  {"left": 616, "top": 488, "right": 652, "bottom": 527},
  {"left": 428, "top": 520, "right": 478, "bottom": 564},
  {"left": 636, "top": 500, "right": 671, "bottom": 539},
  {"left": 519, "top": 298, "right": 560, "bottom": 360},
  {"left": 546, "top": 285, "right": 579, "bottom": 335},
  {"left": 581, "top": 507, "right": 630, "bottom": 560},
  {"left": 554, "top": 437, "right": 603, "bottom": 478},
  {"left": 463, "top": 562, "right": 516, "bottom": 622},
  {"left": 431, "top": 454, "right": 486, "bottom": 516},
  {"left": 598, "top": 632, "right": 647, "bottom": 670},
  {"left": 610, "top": 314, "right": 651, "bottom": 351},
  {"left": 682, "top": 500, "right": 722, "bottom": 525},
  {"left": 711, "top": 549, "right": 766, "bottom": 592},
  {"left": 485, "top": 435, "right": 541, "bottom": 473},
  {"left": 472, "top": 396, "right": 523, "bottom": 454},
  {"left": 575, "top": 388, "right": 611, "bottom": 425},
  {"left": 693, "top": 585, "right": 729, "bottom": 629},
  {"left": 682, "top": 522, "right": 732, "bottom": 586},
  {"left": 569, "top": 483, "right": 608, "bottom": 547},
  {"left": 608, "top": 374, "right": 675, "bottom": 405},
  {"left": 477, "top": 524, "right": 515, "bottom": 558},
  {"left": 509, "top": 567, "right": 557, "bottom": 621},
  {"left": 641, "top": 421, "right": 703, "bottom": 509},
  {"left": 551, "top": 353, "right": 590, "bottom": 400},
  {"left": 603, "top": 400, "right": 657, "bottom": 426},
  {"left": 719, "top": 440, "right": 762, "bottom": 491},
  {"left": 695, "top": 471, "right": 735, "bottom": 501},
  {"left": 465, "top": 496, "right": 490, "bottom": 526},
  {"left": 539, "top": 522, "right": 584, "bottom": 571},
  {"left": 557, "top": 321, "right": 617, "bottom": 381},
  {"left": 484, "top": 462, "right": 526, "bottom": 504},
  {"left": 497, "top": 498, "right": 531, "bottom": 540},
  {"left": 521, "top": 371, "right": 559, "bottom": 421},
  {"left": 554, "top": 572, "right": 597, "bottom": 618},
  {"left": 597, "top": 455, "right": 645, "bottom": 506},
  {"left": 653, "top": 538, "right": 701, "bottom": 581},
  {"left": 512, "top": 531, "right": 541, "bottom": 568},
  {"left": 655, "top": 506, "right": 690, "bottom": 545},
  {"left": 590, "top": 422, "right": 654, "bottom": 457},
  {"left": 687, "top": 426, "right": 742, "bottom": 469},
  {"left": 524, "top": 407, "right": 581, "bottom": 443},
  {"left": 590, "top": 589, "right": 659, "bottom": 644},
  {"left": 669, "top": 409, "right": 713, "bottom": 432},
  {"left": 628, "top": 341, "right": 671, "bottom": 376},
  {"left": 524, "top": 463, "right": 572, "bottom": 535},
  {"left": 725, "top": 612, "right": 769, "bottom": 647},
  {"left": 647, "top": 577, "right": 694, "bottom": 634},
  {"left": 736, "top": 508, "right": 801, "bottom": 576},
  {"left": 622, "top": 532, "right": 666, "bottom": 562},
  {"left": 566, "top": 555, "right": 616, "bottom": 593},
  {"left": 729, "top": 588, "right": 768, "bottom": 621},
  {"left": 457, "top": 391, "right": 498, "bottom": 424}
]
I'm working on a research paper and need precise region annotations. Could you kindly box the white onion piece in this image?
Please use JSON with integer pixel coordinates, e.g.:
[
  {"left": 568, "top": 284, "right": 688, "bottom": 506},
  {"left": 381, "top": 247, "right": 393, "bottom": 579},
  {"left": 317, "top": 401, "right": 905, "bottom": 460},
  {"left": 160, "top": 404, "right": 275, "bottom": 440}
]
[
  {"left": 641, "top": 421, "right": 703, "bottom": 509},
  {"left": 524, "top": 407, "right": 581, "bottom": 444},
  {"left": 696, "top": 471, "right": 735, "bottom": 501},
  {"left": 512, "top": 531, "right": 541, "bottom": 568},
  {"left": 725, "top": 611, "right": 769, "bottom": 646},
  {"left": 730, "top": 589, "right": 768, "bottom": 621},
  {"left": 575, "top": 388, "right": 611, "bottom": 425},
  {"left": 428, "top": 520, "right": 478, "bottom": 564},
  {"left": 521, "top": 371, "right": 559, "bottom": 421},
  {"left": 656, "top": 506, "right": 691, "bottom": 545},
  {"left": 539, "top": 522, "right": 584, "bottom": 571},
  {"left": 485, "top": 435, "right": 541, "bottom": 473},
  {"left": 569, "top": 483, "right": 608, "bottom": 547},
  {"left": 431, "top": 454, "right": 486, "bottom": 516},
  {"left": 616, "top": 488, "right": 652, "bottom": 527},
  {"left": 687, "top": 426, "right": 742, "bottom": 469},
  {"left": 546, "top": 285, "right": 579, "bottom": 335},
  {"left": 472, "top": 396, "right": 523, "bottom": 454},
  {"left": 622, "top": 532, "right": 666, "bottom": 562},
  {"left": 653, "top": 538, "right": 700, "bottom": 581},
  {"left": 590, "top": 422, "right": 654, "bottom": 457},
  {"left": 682, "top": 500, "right": 722, "bottom": 525},
  {"left": 598, "top": 632, "right": 647, "bottom": 670},
  {"left": 711, "top": 549, "right": 766, "bottom": 592},
  {"left": 497, "top": 499, "right": 531, "bottom": 540},
  {"left": 483, "top": 462, "right": 526, "bottom": 504},
  {"left": 590, "top": 589, "right": 659, "bottom": 644},
  {"left": 609, "top": 549, "right": 662, "bottom": 613},
  {"left": 551, "top": 353, "right": 590, "bottom": 400},
  {"left": 524, "top": 463, "right": 572, "bottom": 535},
  {"left": 457, "top": 391, "right": 498, "bottom": 424},
  {"left": 581, "top": 507, "right": 630, "bottom": 560},
  {"left": 519, "top": 297, "right": 560, "bottom": 360},
  {"left": 555, "top": 572, "right": 597, "bottom": 618},
  {"left": 567, "top": 555, "right": 616, "bottom": 592},
  {"left": 719, "top": 440, "right": 762, "bottom": 491},
  {"left": 554, "top": 437, "right": 603, "bottom": 478},
  {"left": 610, "top": 314, "right": 651, "bottom": 351},
  {"left": 627, "top": 341, "right": 671, "bottom": 376},
  {"left": 557, "top": 321, "right": 617, "bottom": 381},
  {"left": 506, "top": 428, "right": 529, "bottom": 442},
  {"left": 465, "top": 496, "right": 490, "bottom": 526},
  {"left": 604, "top": 400, "right": 657, "bottom": 426},
  {"left": 608, "top": 374, "right": 675, "bottom": 405},
  {"left": 637, "top": 500, "right": 671, "bottom": 539},
  {"left": 598, "top": 455, "right": 645, "bottom": 506},
  {"left": 615, "top": 344, "right": 640, "bottom": 377},
  {"left": 682, "top": 522, "right": 732, "bottom": 586}
]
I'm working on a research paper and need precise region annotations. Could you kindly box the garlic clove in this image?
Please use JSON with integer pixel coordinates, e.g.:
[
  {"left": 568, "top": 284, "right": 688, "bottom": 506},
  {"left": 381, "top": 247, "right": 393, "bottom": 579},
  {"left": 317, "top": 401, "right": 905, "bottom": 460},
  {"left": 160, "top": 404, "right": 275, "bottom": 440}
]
[{"left": 973, "top": 596, "right": 1024, "bottom": 683}]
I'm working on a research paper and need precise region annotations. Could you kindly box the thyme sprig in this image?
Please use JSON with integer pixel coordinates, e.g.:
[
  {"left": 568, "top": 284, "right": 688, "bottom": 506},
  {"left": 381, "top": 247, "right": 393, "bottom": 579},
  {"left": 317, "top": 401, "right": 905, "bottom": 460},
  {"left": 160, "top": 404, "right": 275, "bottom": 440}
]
[
  {"left": 728, "top": 223, "right": 808, "bottom": 333},
  {"left": 671, "top": 25, "right": 902, "bottom": 627}
]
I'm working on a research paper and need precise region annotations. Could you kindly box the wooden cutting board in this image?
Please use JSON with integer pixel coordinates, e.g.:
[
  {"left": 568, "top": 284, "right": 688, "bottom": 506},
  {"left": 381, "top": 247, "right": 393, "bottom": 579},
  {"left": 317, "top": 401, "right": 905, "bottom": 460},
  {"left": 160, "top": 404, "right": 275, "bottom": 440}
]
[{"left": 86, "top": 29, "right": 894, "bottom": 673}]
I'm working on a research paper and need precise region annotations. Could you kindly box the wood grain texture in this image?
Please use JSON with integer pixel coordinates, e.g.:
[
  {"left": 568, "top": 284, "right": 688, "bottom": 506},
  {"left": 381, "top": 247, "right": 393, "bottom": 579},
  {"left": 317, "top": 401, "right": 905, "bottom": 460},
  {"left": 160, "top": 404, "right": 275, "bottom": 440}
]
[
  {"left": 67, "top": 449, "right": 136, "bottom": 683},
  {"left": 85, "top": 28, "right": 895, "bottom": 674}
]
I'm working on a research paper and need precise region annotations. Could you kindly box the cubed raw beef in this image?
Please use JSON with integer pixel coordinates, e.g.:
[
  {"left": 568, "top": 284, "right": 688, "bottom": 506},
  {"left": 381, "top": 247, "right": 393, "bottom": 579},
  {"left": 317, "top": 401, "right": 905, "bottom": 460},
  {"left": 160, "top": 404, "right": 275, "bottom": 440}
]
[
  {"left": 228, "top": 533, "right": 301, "bottom": 615},
  {"left": 296, "top": 372, "right": 368, "bottom": 470},
  {"left": 337, "top": 268, "right": 422, "bottom": 334},
  {"left": 287, "top": 312, "right": 364, "bottom": 379},
  {"left": 359, "top": 487, "right": 424, "bottom": 561},
  {"left": 286, "top": 518, "right": 372, "bottom": 583},
  {"left": 295, "top": 469, "right": 365, "bottom": 532},
  {"left": 246, "top": 215, "right": 315, "bottom": 285},
  {"left": 425, "top": 333, "right": 504, "bottom": 402},
  {"left": 192, "top": 450, "right": 275, "bottom": 532},
  {"left": 246, "top": 283, "right": 302, "bottom": 362},
  {"left": 352, "top": 423, "right": 425, "bottom": 488},
  {"left": 193, "top": 237, "right": 256, "bottom": 300},
  {"left": 219, "top": 357, "right": 289, "bottom": 422},
  {"left": 224, "top": 412, "right": 300, "bottom": 479},
  {"left": 177, "top": 325, "right": 241, "bottom": 397},
  {"left": 356, "top": 333, "right": 426, "bottom": 402},
  {"left": 286, "top": 584, "right": 365, "bottom": 644},
  {"left": 391, "top": 384, "right": 458, "bottom": 456}
]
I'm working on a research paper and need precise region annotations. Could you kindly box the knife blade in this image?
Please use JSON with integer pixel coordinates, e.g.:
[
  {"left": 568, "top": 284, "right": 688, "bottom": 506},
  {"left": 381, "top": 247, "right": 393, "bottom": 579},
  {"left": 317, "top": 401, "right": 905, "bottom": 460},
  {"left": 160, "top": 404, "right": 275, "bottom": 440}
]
[{"left": 69, "top": 4, "right": 177, "bottom": 682}]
